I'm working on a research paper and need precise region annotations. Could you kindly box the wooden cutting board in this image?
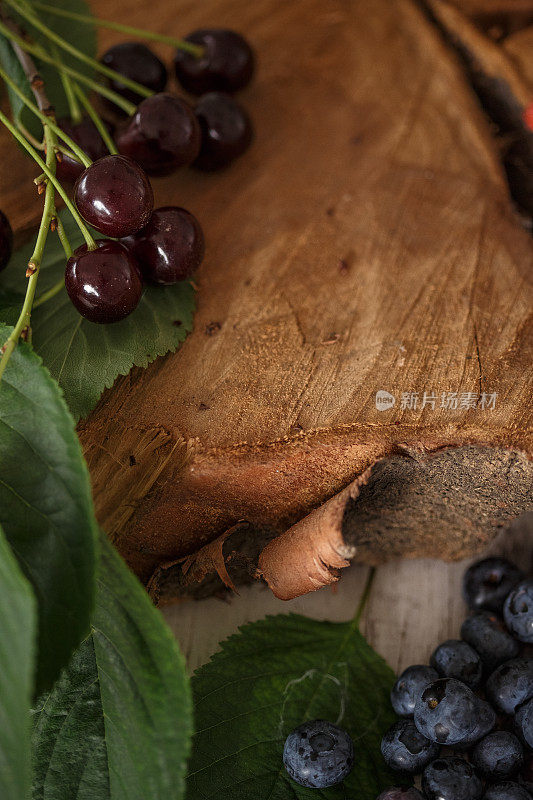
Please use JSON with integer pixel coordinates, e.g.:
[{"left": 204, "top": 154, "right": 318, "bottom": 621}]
[{"left": 1, "top": 0, "right": 532, "bottom": 602}]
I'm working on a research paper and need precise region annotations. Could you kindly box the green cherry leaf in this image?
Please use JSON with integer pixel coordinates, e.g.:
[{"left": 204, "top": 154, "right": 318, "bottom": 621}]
[
  {"left": 187, "top": 613, "right": 400, "bottom": 800},
  {"left": 32, "top": 534, "right": 193, "bottom": 800},
  {"left": 0, "top": 325, "right": 97, "bottom": 692},
  {"left": 0, "top": 211, "right": 195, "bottom": 420},
  {"left": 0, "top": 523, "right": 36, "bottom": 800}
]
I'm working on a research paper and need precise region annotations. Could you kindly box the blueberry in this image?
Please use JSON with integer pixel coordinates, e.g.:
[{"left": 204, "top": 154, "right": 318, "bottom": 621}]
[
  {"left": 472, "top": 731, "right": 524, "bottom": 780},
  {"left": 422, "top": 756, "right": 483, "bottom": 800},
  {"left": 376, "top": 789, "right": 425, "bottom": 800},
  {"left": 504, "top": 581, "right": 533, "bottom": 644},
  {"left": 486, "top": 659, "right": 533, "bottom": 715},
  {"left": 515, "top": 697, "right": 533, "bottom": 749},
  {"left": 461, "top": 612, "right": 521, "bottom": 673},
  {"left": 520, "top": 752, "right": 533, "bottom": 794},
  {"left": 391, "top": 665, "right": 439, "bottom": 717},
  {"left": 462, "top": 698, "right": 500, "bottom": 747},
  {"left": 414, "top": 677, "right": 495, "bottom": 745},
  {"left": 430, "top": 639, "right": 483, "bottom": 689},
  {"left": 380, "top": 719, "right": 439, "bottom": 774},
  {"left": 463, "top": 558, "right": 524, "bottom": 613},
  {"left": 282, "top": 720, "right": 354, "bottom": 788},
  {"left": 483, "top": 782, "right": 533, "bottom": 800}
]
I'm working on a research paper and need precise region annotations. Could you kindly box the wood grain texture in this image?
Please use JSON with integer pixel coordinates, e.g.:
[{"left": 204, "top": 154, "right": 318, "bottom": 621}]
[
  {"left": 504, "top": 25, "right": 533, "bottom": 85},
  {"left": 447, "top": 0, "right": 533, "bottom": 37},
  {"left": 0, "top": 0, "right": 531, "bottom": 599},
  {"left": 75, "top": 0, "right": 533, "bottom": 594}
]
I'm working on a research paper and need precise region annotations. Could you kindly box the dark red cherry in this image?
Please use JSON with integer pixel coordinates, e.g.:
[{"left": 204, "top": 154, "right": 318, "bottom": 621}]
[
  {"left": 174, "top": 29, "right": 254, "bottom": 95},
  {"left": 74, "top": 154, "right": 153, "bottom": 238},
  {"left": 56, "top": 116, "right": 115, "bottom": 183},
  {"left": 0, "top": 210, "right": 13, "bottom": 272},
  {"left": 101, "top": 42, "right": 168, "bottom": 106},
  {"left": 116, "top": 93, "right": 200, "bottom": 176},
  {"left": 194, "top": 92, "right": 253, "bottom": 171},
  {"left": 65, "top": 240, "right": 143, "bottom": 323},
  {"left": 122, "top": 206, "right": 205, "bottom": 284}
]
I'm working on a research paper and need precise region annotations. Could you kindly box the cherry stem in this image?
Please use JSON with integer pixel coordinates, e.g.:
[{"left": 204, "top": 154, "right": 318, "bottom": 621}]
[
  {"left": 33, "top": 216, "right": 72, "bottom": 309},
  {"left": 29, "top": 1, "right": 204, "bottom": 57},
  {"left": 0, "top": 109, "right": 95, "bottom": 249},
  {"left": 352, "top": 567, "right": 376, "bottom": 628},
  {"left": 51, "top": 42, "right": 82, "bottom": 124},
  {"left": 16, "top": 120, "right": 43, "bottom": 149},
  {"left": 0, "top": 17, "right": 136, "bottom": 115},
  {"left": 33, "top": 277, "right": 64, "bottom": 308},
  {"left": 5, "top": 0, "right": 154, "bottom": 99},
  {"left": 73, "top": 83, "right": 118, "bottom": 155},
  {"left": 0, "top": 66, "right": 92, "bottom": 167},
  {"left": 55, "top": 215, "right": 73, "bottom": 258},
  {"left": 0, "top": 125, "right": 56, "bottom": 379}
]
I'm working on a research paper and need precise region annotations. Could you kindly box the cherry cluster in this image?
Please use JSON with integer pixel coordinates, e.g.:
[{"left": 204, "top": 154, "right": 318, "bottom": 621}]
[
  {"left": 59, "top": 28, "right": 254, "bottom": 183},
  {"left": 66, "top": 28, "right": 255, "bottom": 323},
  {"left": 63, "top": 28, "right": 254, "bottom": 324},
  {"left": 67, "top": 159, "right": 205, "bottom": 323},
  {"left": 1, "top": 29, "right": 254, "bottom": 324}
]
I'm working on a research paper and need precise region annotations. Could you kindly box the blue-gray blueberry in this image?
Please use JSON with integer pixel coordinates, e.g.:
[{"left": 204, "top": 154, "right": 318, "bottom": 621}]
[
  {"left": 422, "top": 757, "right": 483, "bottom": 800},
  {"left": 504, "top": 581, "right": 533, "bottom": 644},
  {"left": 380, "top": 719, "right": 439, "bottom": 774},
  {"left": 463, "top": 558, "right": 524, "bottom": 613},
  {"left": 461, "top": 612, "right": 521, "bottom": 673},
  {"left": 391, "top": 665, "right": 439, "bottom": 717},
  {"left": 486, "top": 659, "right": 533, "bottom": 715},
  {"left": 430, "top": 639, "right": 483, "bottom": 689},
  {"left": 282, "top": 719, "right": 353, "bottom": 789},
  {"left": 472, "top": 731, "right": 524, "bottom": 781}
]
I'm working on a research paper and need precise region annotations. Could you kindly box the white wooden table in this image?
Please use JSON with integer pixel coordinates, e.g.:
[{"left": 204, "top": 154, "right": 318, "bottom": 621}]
[{"left": 165, "top": 514, "right": 532, "bottom": 674}]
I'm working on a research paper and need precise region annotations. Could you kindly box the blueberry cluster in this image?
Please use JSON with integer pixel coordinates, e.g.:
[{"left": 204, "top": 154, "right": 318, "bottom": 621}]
[
  {"left": 60, "top": 29, "right": 254, "bottom": 323},
  {"left": 378, "top": 557, "right": 533, "bottom": 800}
]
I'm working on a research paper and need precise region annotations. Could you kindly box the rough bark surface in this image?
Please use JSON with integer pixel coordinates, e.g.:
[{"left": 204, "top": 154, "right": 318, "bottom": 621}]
[{"left": 1, "top": 0, "right": 532, "bottom": 601}]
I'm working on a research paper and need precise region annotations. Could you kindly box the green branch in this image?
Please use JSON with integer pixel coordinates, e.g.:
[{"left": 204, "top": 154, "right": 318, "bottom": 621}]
[
  {"left": 29, "top": 1, "right": 204, "bottom": 56},
  {"left": 73, "top": 84, "right": 117, "bottom": 155},
  {"left": 34, "top": 217, "right": 73, "bottom": 309},
  {"left": 51, "top": 42, "right": 82, "bottom": 124},
  {"left": 0, "top": 66, "right": 91, "bottom": 167},
  {"left": 5, "top": 0, "right": 153, "bottom": 98},
  {"left": 0, "top": 126, "right": 56, "bottom": 377},
  {"left": 352, "top": 567, "right": 376, "bottom": 628},
  {"left": 0, "top": 109, "right": 95, "bottom": 248},
  {"left": 0, "top": 17, "right": 136, "bottom": 115}
]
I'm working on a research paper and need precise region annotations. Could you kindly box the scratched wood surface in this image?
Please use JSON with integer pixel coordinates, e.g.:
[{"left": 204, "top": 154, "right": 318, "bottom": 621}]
[
  {"left": 165, "top": 513, "right": 533, "bottom": 674},
  {"left": 70, "top": 0, "right": 533, "bottom": 597},
  {"left": 0, "top": 0, "right": 532, "bottom": 612}
]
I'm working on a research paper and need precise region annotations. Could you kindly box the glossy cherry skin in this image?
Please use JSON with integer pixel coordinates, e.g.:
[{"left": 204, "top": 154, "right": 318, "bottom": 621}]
[
  {"left": 101, "top": 42, "right": 168, "bottom": 106},
  {"left": 74, "top": 155, "right": 153, "bottom": 238},
  {"left": 116, "top": 93, "right": 200, "bottom": 176},
  {"left": 122, "top": 206, "right": 205, "bottom": 284},
  {"left": 65, "top": 240, "right": 143, "bottom": 323},
  {"left": 56, "top": 116, "right": 115, "bottom": 183},
  {"left": 194, "top": 92, "right": 253, "bottom": 171},
  {"left": 0, "top": 210, "right": 13, "bottom": 272},
  {"left": 174, "top": 29, "right": 254, "bottom": 95}
]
